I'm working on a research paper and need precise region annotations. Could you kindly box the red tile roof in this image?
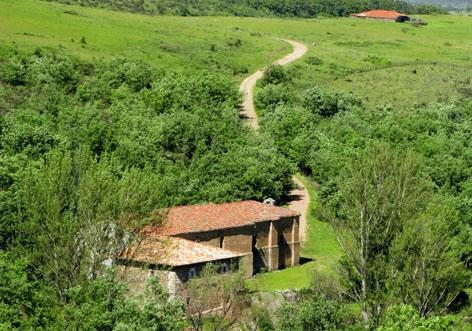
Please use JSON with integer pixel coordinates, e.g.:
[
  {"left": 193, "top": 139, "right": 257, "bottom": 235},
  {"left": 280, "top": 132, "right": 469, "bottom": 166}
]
[
  {"left": 351, "top": 10, "right": 407, "bottom": 19},
  {"left": 145, "top": 200, "right": 299, "bottom": 236},
  {"left": 121, "top": 236, "right": 243, "bottom": 267}
]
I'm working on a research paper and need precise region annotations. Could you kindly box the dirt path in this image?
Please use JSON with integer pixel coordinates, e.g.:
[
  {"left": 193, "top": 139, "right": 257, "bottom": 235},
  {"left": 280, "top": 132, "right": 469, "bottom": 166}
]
[
  {"left": 239, "top": 39, "right": 308, "bottom": 131},
  {"left": 239, "top": 39, "right": 310, "bottom": 241},
  {"left": 289, "top": 176, "right": 310, "bottom": 241}
]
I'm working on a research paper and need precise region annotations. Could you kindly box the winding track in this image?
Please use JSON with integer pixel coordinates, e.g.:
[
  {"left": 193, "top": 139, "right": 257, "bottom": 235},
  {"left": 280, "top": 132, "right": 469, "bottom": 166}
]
[
  {"left": 239, "top": 39, "right": 310, "bottom": 241},
  {"left": 239, "top": 39, "right": 308, "bottom": 130}
]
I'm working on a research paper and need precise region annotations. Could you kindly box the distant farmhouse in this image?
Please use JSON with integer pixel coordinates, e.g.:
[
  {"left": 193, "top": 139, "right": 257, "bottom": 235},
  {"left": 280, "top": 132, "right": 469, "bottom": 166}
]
[
  {"left": 351, "top": 10, "right": 411, "bottom": 22},
  {"left": 117, "top": 200, "right": 300, "bottom": 297}
]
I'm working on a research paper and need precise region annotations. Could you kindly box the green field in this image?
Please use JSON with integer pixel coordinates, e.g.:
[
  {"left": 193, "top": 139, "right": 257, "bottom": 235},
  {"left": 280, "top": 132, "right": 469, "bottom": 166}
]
[
  {"left": 0, "top": 0, "right": 288, "bottom": 78},
  {"left": 286, "top": 15, "right": 472, "bottom": 108},
  {"left": 2, "top": 0, "right": 472, "bottom": 109}
]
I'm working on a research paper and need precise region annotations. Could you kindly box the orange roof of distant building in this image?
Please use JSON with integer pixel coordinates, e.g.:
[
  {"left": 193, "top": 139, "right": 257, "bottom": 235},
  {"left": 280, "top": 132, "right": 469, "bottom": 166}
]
[
  {"left": 351, "top": 10, "right": 407, "bottom": 19},
  {"left": 121, "top": 236, "right": 243, "bottom": 267},
  {"left": 144, "top": 200, "right": 299, "bottom": 236}
]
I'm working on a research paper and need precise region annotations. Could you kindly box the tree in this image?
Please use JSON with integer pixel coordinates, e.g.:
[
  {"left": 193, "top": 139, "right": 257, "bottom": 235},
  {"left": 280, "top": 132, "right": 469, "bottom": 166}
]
[
  {"left": 378, "top": 305, "right": 454, "bottom": 331},
  {"left": 275, "top": 295, "right": 352, "bottom": 331},
  {"left": 0, "top": 253, "right": 58, "bottom": 330},
  {"left": 323, "top": 143, "right": 430, "bottom": 326},
  {"left": 389, "top": 197, "right": 470, "bottom": 316},
  {"left": 187, "top": 264, "right": 246, "bottom": 331},
  {"left": 18, "top": 149, "right": 163, "bottom": 305},
  {"left": 323, "top": 143, "right": 470, "bottom": 326},
  {"left": 64, "top": 269, "right": 186, "bottom": 331}
]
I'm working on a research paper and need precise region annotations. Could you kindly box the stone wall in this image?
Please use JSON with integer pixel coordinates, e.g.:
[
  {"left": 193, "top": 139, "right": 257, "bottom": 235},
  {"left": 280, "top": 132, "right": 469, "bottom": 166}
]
[
  {"left": 274, "top": 216, "right": 300, "bottom": 268},
  {"left": 177, "top": 226, "right": 254, "bottom": 275},
  {"left": 116, "top": 258, "right": 239, "bottom": 300},
  {"left": 174, "top": 216, "right": 300, "bottom": 275},
  {"left": 116, "top": 265, "right": 178, "bottom": 296}
]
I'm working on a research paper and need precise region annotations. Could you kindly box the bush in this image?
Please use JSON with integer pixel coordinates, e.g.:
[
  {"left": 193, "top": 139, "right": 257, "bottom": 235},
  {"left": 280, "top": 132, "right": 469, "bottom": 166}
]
[
  {"left": 27, "top": 56, "right": 78, "bottom": 88},
  {"left": 276, "top": 296, "right": 353, "bottom": 331},
  {"left": 64, "top": 271, "right": 186, "bottom": 331},
  {"left": 305, "top": 56, "right": 323, "bottom": 66},
  {"left": 363, "top": 55, "right": 392, "bottom": 66},
  {"left": 409, "top": 19, "right": 428, "bottom": 27},
  {"left": 378, "top": 305, "right": 455, "bottom": 331},
  {"left": 251, "top": 305, "right": 275, "bottom": 331},
  {"left": 302, "top": 86, "right": 361, "bottom": 117},
  {"left": 255, "top": 84, "right": 296, "bottom": 111},
  {"left": 306, "top": 269, "right": 343, "bottom": 300},
  {"left": 0, "top": 58, "right": 27, "bottom": 86},
  {"left": 260, "top": 64, "right": 292, "bottom": 86},
  {"left": 260, "top": 105, "right": 315, "bottom": 166}
]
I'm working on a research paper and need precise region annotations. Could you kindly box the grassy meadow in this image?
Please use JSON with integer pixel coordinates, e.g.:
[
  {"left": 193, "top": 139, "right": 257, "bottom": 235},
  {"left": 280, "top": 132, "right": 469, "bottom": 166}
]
[
  {"left": 284, "top": 15, "right": 472, "bottom": 108},
  {"left": 2, "top": 0, "right": 472, "bottom": 108},
  {"left": 0, "top": 0, "right": 289, "bottom": 78}
]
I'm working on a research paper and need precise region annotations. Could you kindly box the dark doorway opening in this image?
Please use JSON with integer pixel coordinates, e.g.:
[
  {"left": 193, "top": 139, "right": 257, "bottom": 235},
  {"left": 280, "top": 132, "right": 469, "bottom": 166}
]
[
  {"left": 278, "top": 234, "right": 287, "bottom": 270},
  {"left": 252, "top": 235, "right": 265, "bottom": 274}
]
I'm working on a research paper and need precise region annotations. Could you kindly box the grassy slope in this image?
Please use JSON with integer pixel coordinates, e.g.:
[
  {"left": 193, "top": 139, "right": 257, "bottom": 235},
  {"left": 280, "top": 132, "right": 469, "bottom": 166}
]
[
  {"left": 281, "top": 16, "right": 472, "bottom": 109},
  {"left": 2, "top": 1, "right": 472, "bottom": 109},
  {"left": 408, "top": 0, "right": 471, "bottom": 9},
  {"left": 0, "top": 0, "right": 289, "bottom": 78}
]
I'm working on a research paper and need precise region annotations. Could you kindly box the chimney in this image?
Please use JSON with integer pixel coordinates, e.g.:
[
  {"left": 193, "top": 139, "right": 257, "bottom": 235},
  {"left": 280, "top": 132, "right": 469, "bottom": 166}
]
[{"left": 263, "top": 198, "right": 276, "bottom": 206}]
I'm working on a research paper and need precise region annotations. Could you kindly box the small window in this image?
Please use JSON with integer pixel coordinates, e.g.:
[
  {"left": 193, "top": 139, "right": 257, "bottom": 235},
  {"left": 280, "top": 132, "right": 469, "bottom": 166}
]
[
  {"left": 220, "top": 263, "right": 229, "bottom": 273},
  {"left": 188, "top": 268, "right": 196, "bottom": 279}
]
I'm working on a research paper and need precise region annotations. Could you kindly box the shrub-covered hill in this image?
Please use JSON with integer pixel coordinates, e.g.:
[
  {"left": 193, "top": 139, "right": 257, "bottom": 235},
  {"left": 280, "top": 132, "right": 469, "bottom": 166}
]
[
  {"left": 0, "top": 47, "right": 298, "bottom": 327},
  {"left": 408, "top": 0, "right": 471, "bottom": 11},
  {"left": 46, "top": 0, "right": 445, "bottom": 17},
  {"left": 0, "top": 48, "right": 294, "bottom": 209}
]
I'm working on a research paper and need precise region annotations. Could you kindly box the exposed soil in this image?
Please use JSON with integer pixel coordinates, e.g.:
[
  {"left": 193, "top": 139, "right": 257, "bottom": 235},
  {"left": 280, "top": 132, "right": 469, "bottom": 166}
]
[{"left": 239, "top": 39, "right": 308, "bottom": 130}]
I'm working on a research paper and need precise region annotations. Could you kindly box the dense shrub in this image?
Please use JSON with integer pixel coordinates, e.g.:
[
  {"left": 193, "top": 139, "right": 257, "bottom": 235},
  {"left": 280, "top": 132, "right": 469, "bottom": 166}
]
[
  {"left": 302, "top": 86, "right": 362, "bottom": 117},
  {"left": 260, "top": 64, "right": 292, "bottom": 86},
  {"left": 255, "top": 84, "right": 296, "bottom": 111},
  {"left": 259, "top": 86, "right": 471, "bottom": 325},
  {"left": 0, "top": 48, "right": 293, "bottom": 210},
  {"left": 378, "top": 305, "right": 455, "bottom": 331},
  {"left": 0, "top": 46, "right": 295, "bottom": 327},
  {"left": 305, "top": 56, "right": 323, "bottom": 66},
  {"left": 276, "top": 296, "right": 354, "bottom": 331}
]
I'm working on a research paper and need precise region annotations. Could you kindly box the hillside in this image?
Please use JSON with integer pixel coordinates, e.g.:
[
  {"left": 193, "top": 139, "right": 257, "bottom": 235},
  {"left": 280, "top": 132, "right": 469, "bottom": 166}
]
[
  {"left": 0, "top": 0, "right": 289, "bottom": 78},
  {"left": 1, "top": 0, "right": 472, "bottom": 329},
  {"left": 408, "top": 0, "right": 472, "bottom": 10},
  {"left": 45, "top": 0, "right": 445, "bottom": 17},
  {"left": 2, "top": 0, "right": 471, "bottom": 108}
]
